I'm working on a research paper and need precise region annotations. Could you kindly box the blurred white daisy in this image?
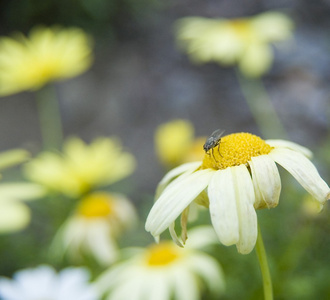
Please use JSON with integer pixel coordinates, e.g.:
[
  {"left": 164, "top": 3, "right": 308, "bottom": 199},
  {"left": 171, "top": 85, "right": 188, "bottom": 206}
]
[
  {"left": 0, "top": 148, "right": 45, "bottom": 233},
  {"left": 146, "top": 132, "right": 330, "bottom": 254},
  {"left": 55, "top": 191, "right": 137, "bottom": 265},
  {"left": 95, "top": 226, "right": 225, "bottom": 300},
  {"left": 0, "top": 265, "right": 99, "bottom": 300},
  {"left": 0, "top": 183, "right": 45, "bottom": 233},
  {"left": 176, "top": 11, "right": 293, "bottom": 77}
]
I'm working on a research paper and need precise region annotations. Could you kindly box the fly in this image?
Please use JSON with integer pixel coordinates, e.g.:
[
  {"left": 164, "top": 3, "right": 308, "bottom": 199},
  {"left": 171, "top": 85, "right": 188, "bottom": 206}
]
[{"left": 203, "top": 129, "right": 225, "bottom": 160}]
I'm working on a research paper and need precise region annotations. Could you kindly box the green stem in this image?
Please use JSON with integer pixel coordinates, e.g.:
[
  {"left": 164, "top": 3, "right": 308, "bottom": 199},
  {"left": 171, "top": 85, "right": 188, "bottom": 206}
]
[
  {"left": 35, "top": 84, "right": 63, "bottom": 150},
  {"left": 255, "top": 225, "right": 273, "bottom": 300},
  {"left": 236, "top": 71, "right": 287, "bottom": 139}
]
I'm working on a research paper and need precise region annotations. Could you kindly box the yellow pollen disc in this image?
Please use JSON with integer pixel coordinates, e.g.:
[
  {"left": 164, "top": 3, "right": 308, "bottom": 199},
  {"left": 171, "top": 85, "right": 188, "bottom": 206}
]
[
  {"left": 77, "top": 193, "right": 113, "bottom": 218},
  {"left": 201, "top": 132, "right": 273, "bottom": 170},
  {"left": 229, "top": 19, "right": 254, "bottom": 40},
  {"left": 146, "top": 242, "right": 181, "bottom": 266}
]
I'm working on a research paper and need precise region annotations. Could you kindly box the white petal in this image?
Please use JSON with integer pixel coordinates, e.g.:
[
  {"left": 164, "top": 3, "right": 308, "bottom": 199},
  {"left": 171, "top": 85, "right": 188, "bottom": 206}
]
[
  {"left": 0, "top": 200, "right": 30, "bottom": 233},
  {"left": 145, "top": 169, "right": 213, "bottom": 236},
  {"left": 187, "top": 253, "right": 225, "bottom": 294},
  {"left": 171, "top": 268, "right": 199, "bottom": 300},
  {"left": 232, "top": 165, "right": 258, "bottom": 254},
  {"left": 184, "top": 225, "right": 218, "bottom": 249},
  {"left": 85, "top": 221, "right": 119, "bottom": 265},
  {"left": 249, "top": 155, "right": 281, "bottom": 208},
  {"left": 145, "top": 273, "right": 171, "bottom": 300},
  {"left": 266, "top": 139, "right": 312, "bottom": 158},
  {"left": 158, "top": 162, "right": 202, "bottom": 186},
  {"left": 0, "top": 278, "right": 22, "bottom": 300},
  {"left": 269, "top": 148, "right": 330, "bottom": 204},
  {"left": 208, "top": 169, "right": 239, "bottom": 246},
  {"left": 155, "top": 162, "right": 201, "bottom": 199},
  {"left": 0, "top": 183, "right": 45, "bottom": 201}
]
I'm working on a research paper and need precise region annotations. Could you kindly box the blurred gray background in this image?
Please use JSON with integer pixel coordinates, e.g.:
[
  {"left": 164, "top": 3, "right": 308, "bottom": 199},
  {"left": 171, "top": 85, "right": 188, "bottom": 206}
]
[{"left": 0, "top": 0, "right": 329, "bottom": 199}]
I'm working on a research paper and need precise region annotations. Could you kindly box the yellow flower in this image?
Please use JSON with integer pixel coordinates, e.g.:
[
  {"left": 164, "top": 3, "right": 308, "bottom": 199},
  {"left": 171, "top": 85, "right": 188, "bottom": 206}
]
[
  {"left": 146, "top": 132, "right": 330, "bottom": 254},
  {"left": 0, "top": 26, "right": 92, "bottom": 96},
  {"left": 95, "top": 226, "right": 225, "bottom": 300},
  {"left": 155, "top": 120, "right": 205, "bottom": 168},
  {"left": 55, "top": 192, "right": 137, "bottom": 265},
  {"left": 0, "top": 183, "right": 45, "bottom": 233},
  {"left": 176, "top": 11, "right": 293, "bottom": 77},
  {"left": 24, "top": 137, "right": 136, "bottom": 197}
]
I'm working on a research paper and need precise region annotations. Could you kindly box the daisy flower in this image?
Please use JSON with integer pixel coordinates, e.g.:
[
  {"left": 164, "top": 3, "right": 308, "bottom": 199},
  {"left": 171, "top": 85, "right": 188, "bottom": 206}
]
[
  {"left": 0, "top": 26, "right": 92, "bottom": 96},
  {"left": 146, "top": 132, "right": 330, "bottom": 254},
  {"left": 55, "top": 191, "right": 137, "bottom": 265},
  {"left": 176, "top": 11, "right": 293, "bottom": 77},
  {"left": 0, "top": 265, "right": 99, "bottom": 300},
  {"left": 95, "top": 226, "right": 225, "bottom": 300},
  {"left": 155, "top": 119, "right": 206, "bottom": 168},
  {"left": 24, "top": 137, "right": 136, "bottom": 198}
]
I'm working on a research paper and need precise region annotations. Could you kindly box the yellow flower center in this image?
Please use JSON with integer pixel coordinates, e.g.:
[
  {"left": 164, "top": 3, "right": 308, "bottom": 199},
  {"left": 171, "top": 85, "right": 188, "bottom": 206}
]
[
  {"left": 229, "top": 19, "right": 254, "bottom": 41},
  {"left": 201, "top": 132, "right": 272, "bottom": 170},
  {"left": 77, "top": 192, "right": 113, "bottom": 218},
  {"left": 146, "top": 242, "right": 181, "bottom": 266}
]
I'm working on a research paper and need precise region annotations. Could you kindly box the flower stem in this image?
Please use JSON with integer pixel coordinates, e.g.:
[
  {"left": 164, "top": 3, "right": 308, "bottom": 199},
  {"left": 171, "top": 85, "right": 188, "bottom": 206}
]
[
  {"left": 255, "top": 225, "right": 273, "bottom": 300},
  {"left": 35, "top": 84, "right": 63, "bottom": 150},
  {"left": 236, "top": 71, "right": 287, "bottom": 140}
]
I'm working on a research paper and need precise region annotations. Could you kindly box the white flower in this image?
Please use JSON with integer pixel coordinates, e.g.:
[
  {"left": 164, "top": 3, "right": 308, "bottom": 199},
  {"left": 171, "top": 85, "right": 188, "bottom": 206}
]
[
  {"left": 146, "top": 132, "right": 330, "bottom": 254},
  {"left": 54, "top": 192, "right": 137, "bottom": 265},
  {"left": 176, "top": 11, "right": 294, "bottom": 77},
  {"left": 95, "top": 226, "right": 225, "bottom": 300},
  {"left": 0, "top": 265, "right": 99, "bottom": 300},
  {"left": 0, "top": 183, "right": 45, "bottom": 233}
]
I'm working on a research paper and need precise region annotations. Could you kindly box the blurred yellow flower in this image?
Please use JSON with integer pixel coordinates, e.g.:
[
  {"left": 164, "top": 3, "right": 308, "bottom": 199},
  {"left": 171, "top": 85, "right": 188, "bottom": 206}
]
[
  {"left": 24, "top": 137, "right": 136, "bottom": 197},
  {"left": 0, "top": 26, "right": 92, "bottom": 96},
  {"left": 146, "top": 132, "right": 329, "bottom": 254},
  {"left": 155, "top": 120, "right": 205, "bottom": 168},
  {"left": 176, "top": 11, "right": 293, "bottom": 77},
  {"left": 0, "top": 183, "right": 45, "bottom": 233},
  {"left": 95, "top": 226, "right": 225, "bottom": 300},
  {"left": 54, "top": 191, "right": 137, "bottom": 265}
]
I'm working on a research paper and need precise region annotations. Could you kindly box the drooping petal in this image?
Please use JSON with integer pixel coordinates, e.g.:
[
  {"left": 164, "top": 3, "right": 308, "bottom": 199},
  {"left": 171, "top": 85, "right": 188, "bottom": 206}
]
[
  {"left": 208, "top": 169, "right": 239, "bottom": 246},
  {"left": 249, "top": 155, "right": 281, "bottom": 209},
  {"left": 269, "top": 148, "right": 330, "bottom": 204},
  {"left": 266, "top": 139, "right": 312, "bottom": 158},
  {"left": 169, "top": 222, "right": 183, "bottom": 247},
  {"left": 145, "top": 169, "right": 213, "bottom": 237},
  {"left": 232, "top": 165, "right": 258, "bottom": 254}
]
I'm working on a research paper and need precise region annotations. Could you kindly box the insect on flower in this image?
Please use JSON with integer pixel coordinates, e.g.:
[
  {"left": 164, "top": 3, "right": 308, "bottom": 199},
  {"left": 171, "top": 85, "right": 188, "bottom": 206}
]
[{"left": 203, "top": 129, "right": 225, "bottom": 160}]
